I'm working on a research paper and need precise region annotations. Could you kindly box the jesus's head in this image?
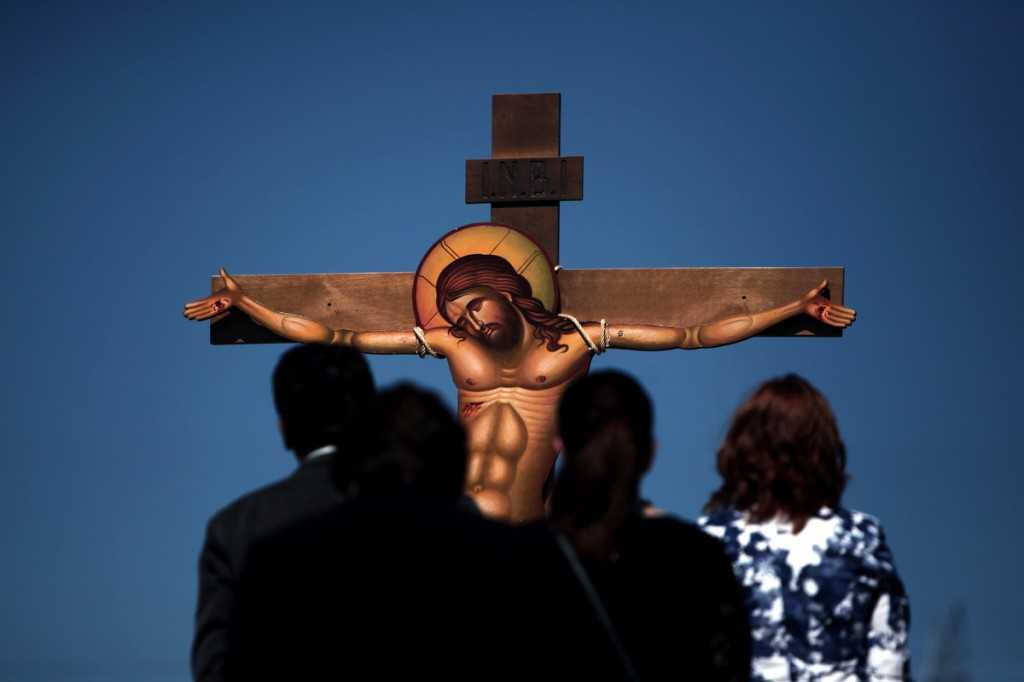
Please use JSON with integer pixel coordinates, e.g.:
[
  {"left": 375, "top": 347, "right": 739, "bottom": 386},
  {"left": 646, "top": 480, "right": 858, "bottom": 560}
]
[{"left": 435, "top": 254, "right": 576, "bottom": 352}]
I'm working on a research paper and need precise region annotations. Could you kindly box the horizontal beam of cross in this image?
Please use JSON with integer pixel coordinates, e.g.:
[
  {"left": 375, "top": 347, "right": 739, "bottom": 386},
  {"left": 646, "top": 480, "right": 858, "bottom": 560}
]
[{"left": 207, "top": 267, "right": 843, "bottom": 344}]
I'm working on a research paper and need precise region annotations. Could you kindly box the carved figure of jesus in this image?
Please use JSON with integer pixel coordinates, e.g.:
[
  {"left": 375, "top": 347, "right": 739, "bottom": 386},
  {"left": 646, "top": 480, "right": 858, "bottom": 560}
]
[{"left": 184, "top": 225, "right": 855, "bottom": 522}]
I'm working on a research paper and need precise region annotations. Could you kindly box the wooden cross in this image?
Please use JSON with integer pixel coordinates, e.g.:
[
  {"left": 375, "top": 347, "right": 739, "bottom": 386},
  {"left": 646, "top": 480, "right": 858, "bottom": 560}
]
[{"left": 208, "top": 93, "right": 841, "bottom": 345}]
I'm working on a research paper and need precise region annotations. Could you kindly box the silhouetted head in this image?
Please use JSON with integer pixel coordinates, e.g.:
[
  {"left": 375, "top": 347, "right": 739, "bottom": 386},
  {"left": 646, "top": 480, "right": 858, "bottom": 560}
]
[
  {"left": 551, "top": 371, "right": 654, "bottom": 559},
  {"left": 272, "top": 345, "right": 375, "bottom": 460},
  {"left": 705, "top": 373, "right": 848, "bottom": 532},
  {"left": 337, "top": 383, "right": 467, "bottom": 501}
]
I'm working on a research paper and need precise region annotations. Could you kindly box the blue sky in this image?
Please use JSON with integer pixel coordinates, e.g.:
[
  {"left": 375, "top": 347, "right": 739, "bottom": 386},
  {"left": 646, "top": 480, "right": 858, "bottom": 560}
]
[{"left": 3, "top": 2, "right": 1021, "bottom": 680}]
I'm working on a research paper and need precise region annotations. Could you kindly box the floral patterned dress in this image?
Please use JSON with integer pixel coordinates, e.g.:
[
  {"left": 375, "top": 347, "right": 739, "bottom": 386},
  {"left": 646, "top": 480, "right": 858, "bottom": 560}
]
[{"left": 699, "top": 507, "right": 911, "bottom": 681}]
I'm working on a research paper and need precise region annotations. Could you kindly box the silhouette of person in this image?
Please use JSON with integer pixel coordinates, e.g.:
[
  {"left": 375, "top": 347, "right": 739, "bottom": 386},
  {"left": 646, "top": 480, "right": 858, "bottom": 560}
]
[
  {"left": 550, "top": 370, "right": 752, "bottom": 681},
  {"left": 191, "top": 345, "right": 374, "bottom": 682}
]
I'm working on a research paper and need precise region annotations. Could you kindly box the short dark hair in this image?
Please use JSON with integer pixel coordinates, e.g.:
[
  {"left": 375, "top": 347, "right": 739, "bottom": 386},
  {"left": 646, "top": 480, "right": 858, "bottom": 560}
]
[
  {"left": 337, "top": 383, "right": 467, "bottom": 500},
  {"left": 272, "top": 345, "right": 375, "bottom": 457},
  {"left": 705, "top": 374, "right": 848, "bottom": 531},
  {"left": 551, "top": 371, "right": 654, "bottom": 534}
]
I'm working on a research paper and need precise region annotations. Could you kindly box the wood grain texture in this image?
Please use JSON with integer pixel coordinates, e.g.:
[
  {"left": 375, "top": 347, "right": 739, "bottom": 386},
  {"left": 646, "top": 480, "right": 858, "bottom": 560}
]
[
  {"left": 209, "top": 272, "right": 415, "bottom": 344},
  {"left": 488, "top": 93, "right": 562, "bottom": 264},
  {"left": 466, "top": 157, "right": 583, "bottom": 203},
  {"left": 209, "top": 266, "right": 844, "bottom": 344},
  {"left": 490, "top": 203, "right": 559, "bottom": 265},
  {"left": 560, "top": 267, "right": 844, "bottom": 337},
  {"left": 491, "top": 93, "right": 560, "bottom": 159}
]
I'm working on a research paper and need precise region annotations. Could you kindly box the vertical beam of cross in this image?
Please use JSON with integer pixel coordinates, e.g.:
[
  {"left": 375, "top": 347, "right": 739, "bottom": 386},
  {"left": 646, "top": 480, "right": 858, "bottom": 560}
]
[{"left": 489, "top": 94, "right": 562, "bottom": 264}]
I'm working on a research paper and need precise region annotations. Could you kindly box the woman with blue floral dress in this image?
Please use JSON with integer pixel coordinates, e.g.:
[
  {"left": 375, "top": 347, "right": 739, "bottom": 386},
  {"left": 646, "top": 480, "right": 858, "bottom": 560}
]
[{"left": 699, "top": 374, "right": 910, "bottom": 682}]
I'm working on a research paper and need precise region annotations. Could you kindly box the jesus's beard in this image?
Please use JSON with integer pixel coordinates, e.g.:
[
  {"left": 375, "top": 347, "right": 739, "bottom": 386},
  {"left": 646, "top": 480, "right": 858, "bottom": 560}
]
[{"left": 479, "top": 322, "right": 522, "bottom": 351}]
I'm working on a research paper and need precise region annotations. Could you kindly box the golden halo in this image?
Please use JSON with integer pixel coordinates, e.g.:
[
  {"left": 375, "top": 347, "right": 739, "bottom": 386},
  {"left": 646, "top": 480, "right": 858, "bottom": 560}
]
[{"left": 413, "top": 223, "right": 559, "bottom": 330}]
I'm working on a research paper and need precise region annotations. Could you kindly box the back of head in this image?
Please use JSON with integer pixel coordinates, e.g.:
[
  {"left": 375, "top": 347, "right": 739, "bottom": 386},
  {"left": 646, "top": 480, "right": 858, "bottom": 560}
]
[
  {"left": 551, "top": 371, "right": 654, "bottom": 558},
  {"left": 557, "top": 370, "right": 654, "bottom": 465},
  {"left": 706, "top": 373, "right": 847, "bottom": 531},
  {"left": 272, "top": 345, "right": 375, "bottom": 457},
  {"left": 338, "top": 383, "right": 467, "bottom": 501}
]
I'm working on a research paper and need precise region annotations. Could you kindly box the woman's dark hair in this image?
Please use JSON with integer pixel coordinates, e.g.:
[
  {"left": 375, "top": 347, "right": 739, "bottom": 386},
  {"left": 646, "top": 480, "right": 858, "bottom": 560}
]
[
  {"left": 705, "top": 374, "right": 848, "bottom": 532},
  {"left": 336, "top": 383, "right": 467, "bottom": 501},
  {"left": 435, "top": 254, "right": 577, "bottom": 352},
  {"left": 551, "top": 371, "right": 654, "bottom": 559}
]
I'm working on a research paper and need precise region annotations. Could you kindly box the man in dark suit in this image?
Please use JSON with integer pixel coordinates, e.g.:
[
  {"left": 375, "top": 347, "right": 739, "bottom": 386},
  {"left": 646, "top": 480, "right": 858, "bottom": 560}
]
[{"left": 191, "top": 345, "right": 374, "bottom": 682}]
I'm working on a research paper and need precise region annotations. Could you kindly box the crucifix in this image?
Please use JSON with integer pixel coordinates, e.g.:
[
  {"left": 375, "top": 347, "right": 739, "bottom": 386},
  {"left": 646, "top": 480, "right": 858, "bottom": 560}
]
[{"left": 184, "top": 93, "right": 854, "bottom": 522}]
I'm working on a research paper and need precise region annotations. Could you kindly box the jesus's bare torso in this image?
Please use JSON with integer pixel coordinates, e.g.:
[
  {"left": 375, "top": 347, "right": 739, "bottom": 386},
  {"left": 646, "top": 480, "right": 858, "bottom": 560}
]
[{"left": 443, "top": 330, "right": 594, "bottom": 521}]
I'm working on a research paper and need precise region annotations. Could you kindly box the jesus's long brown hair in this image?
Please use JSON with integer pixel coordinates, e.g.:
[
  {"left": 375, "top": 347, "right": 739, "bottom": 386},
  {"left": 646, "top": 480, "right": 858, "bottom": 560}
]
[{"left": 435, "top": 254, "right": 577, "bottom": 352}]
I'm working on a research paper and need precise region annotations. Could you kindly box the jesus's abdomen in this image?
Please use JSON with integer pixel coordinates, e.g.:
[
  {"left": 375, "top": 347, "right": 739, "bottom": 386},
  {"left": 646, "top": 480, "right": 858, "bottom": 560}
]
[
  {"left": 467, "top": 402, "right": 527, "bottom": 482},
  {"left": 460, "top": 386, "right": 566, "bottom": 522}
]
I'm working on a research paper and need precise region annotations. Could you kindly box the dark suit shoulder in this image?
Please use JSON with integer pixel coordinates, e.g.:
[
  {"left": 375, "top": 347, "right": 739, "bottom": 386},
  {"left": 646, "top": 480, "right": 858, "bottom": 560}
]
[
  {"left": 209, "top": 472, "right": 295, "bottom": 526},
  {"left": 626, "top": 514, "right": 729, "bottom": 558},
  {"left": 204, "top": 457, "right": 341, "bottom": 567},
  {"left": 594, "top": 513, "right": 750, "bottom": 682},
  {"left": 216, "top": 457, "right": 337, "bottom": 515},
  {"left": 619, "top": 513, "right": 740, "bottom": 607}
]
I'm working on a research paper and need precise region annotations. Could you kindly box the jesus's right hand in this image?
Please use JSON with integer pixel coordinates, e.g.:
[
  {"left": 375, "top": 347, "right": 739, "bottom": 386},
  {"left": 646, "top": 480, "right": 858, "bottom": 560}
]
[{"left": 183, "top": 267, "right": 243, "bottom": 321}]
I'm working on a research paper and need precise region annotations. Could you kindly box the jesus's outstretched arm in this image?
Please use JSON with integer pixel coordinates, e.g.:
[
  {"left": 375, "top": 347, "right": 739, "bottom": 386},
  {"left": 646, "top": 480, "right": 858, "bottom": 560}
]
[
  {"left": 587, "top": 279, "right": 855, "bottom": 351},
  {"left": 183, "top": 267, "right": 450, "bottom": 356}
]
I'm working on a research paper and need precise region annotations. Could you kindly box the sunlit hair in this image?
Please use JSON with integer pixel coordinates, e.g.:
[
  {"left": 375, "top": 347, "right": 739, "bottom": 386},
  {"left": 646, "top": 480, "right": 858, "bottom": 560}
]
[
  {"left": 705, "top": 374, "right": 848, "bottom": 532},
  {"left": 435, "top": 254, "right": 577, "bottom": 352}
]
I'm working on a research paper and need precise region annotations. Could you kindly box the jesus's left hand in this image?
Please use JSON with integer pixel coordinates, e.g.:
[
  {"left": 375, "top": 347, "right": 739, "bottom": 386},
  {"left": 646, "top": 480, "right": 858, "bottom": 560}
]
[{"left": 801, "top": 280, "right": 856, "bottom": 328}]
